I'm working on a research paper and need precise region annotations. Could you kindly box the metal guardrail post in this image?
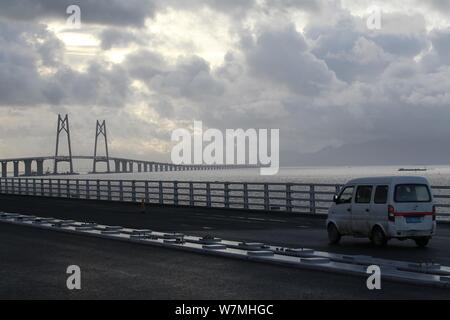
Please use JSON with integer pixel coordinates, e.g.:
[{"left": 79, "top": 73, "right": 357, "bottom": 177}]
[
  {"left": 189, "top": 182, "right": 194, "bottom": 206},
  {"left": 33, "top": 179, "right": 36, "bottom": 196},
  {"left": 224, "top": 182, "right": 230, "bottom": 208},
  {"left": 40, "top": 178, "right": 44, "bottom": 196},
  {"left": 108, "top": 180, "right": 112, "bottom": 201},
  {"left": 310, "top": 184, "right": 316, "bottom": 214},
  {"left": 131, "top": 180, "right": 136, "bottom": 202},
  {"left": 243, "top": 183, "right": 249, "bottom": 209},
  {"left": 75, "top": 179, "right": 79, "bottom": 198},
  {"left": 86, "top": 180, "right": 90, "bottom": 200},
  {"left": 206, "top": 182, "right": 211, "bottom": 207},
  {"left": 264, "top": 183, "right": 269, "bottom": 211},
  {"left": 119, "top": 180, "right": 123, "bottom": 201},
  {"left": 174, "top": 181, "right": 178, "bottom": 206},
  {"left": 144, "top": 181, "right": 149, "bottom": 203},
  {"left": 286, "top": 183, "right": 292, "bottom": 212},
  {"left": 158, "top": 181, "right": 163, "bottom": 205},
  {"left": 48, "top": 179, "right": 52, "bottom": 197},
  {"left": 97, "top": 179, "right": 101, "bottom": 200},
  {"left": 66, "top": 180, "right": 70, "bottom": 198}
]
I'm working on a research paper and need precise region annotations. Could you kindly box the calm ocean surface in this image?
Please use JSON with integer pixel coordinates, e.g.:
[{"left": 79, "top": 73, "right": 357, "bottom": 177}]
[{"left": 60, "top": 165, "right": 450, "bottom": 186}]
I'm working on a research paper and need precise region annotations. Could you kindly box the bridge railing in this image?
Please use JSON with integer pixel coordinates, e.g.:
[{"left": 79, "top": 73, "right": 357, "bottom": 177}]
[{"left": 0, "top": 178, "right": 449, "bottom": 220}]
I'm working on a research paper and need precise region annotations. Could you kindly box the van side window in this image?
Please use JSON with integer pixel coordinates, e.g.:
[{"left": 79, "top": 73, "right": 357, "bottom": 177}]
[
  {"left": 355, "top": 186, "right": 373, "bottom": 203},
  {"left": 337, "top": 186, "right": 354, "bottom": 204},
  {"left": 374, "top": 186, "right": 388, "bottom": 204}
]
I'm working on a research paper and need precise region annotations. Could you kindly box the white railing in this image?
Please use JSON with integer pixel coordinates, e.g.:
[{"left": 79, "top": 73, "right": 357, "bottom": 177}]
[{"left": 0, "top": 178, "right": 449, "bottom": 219}]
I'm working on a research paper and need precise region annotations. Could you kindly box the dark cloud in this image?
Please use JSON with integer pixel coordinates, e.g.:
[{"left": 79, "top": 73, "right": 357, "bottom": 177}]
[
  {"left": 0, "top": 19, "right": 61, "bottom": 106},
  {"left": 48, "top": 62, "right": 131, "bottom": 107},
  {"left": 0, "top": 18, "right": 133, "bottom": 107},
  {"left": 125, "top": 51, "right": 224, "bottom": 100},
  {"left": 265, "top": 0, "right": 324, "bottom": 13},
  {"left": 159, "top": 0, "right": 256, "bottom": 18},
  {"left": 423, "top": 0, "right": 450, "bottom": 13},
  {"left": 0, "top": 0, "right": 157, "bottom": 27},
  {"left": 243, "top": 24, "right": 339, "bottom": 95}
]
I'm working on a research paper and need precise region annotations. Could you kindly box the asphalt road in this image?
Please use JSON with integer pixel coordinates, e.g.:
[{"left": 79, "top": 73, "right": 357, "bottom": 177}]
[{"left": 1, "top": 194, "right": 450, "bottom": 299}]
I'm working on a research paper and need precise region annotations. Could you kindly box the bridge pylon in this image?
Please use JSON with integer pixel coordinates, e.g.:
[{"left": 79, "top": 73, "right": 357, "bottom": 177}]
[
  {"left": 54, "top": 114, "right": 74, "bottom": 174},
  {"left": 92, "top": 120, "right": 110, "bottom": 173}
]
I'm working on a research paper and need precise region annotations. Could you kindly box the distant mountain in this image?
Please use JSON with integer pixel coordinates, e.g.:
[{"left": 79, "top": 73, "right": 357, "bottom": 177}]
[{"left": 288, "top": 138, "right": 450, "bottom": 166}]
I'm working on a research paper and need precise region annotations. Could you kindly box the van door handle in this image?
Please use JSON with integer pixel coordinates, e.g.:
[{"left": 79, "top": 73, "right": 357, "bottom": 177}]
[
  {"left": 347, "top": 208, "right": 351, "bottom": 212},
  {"left": 365, "top": 209, "right": 370, "bottom": 212}
]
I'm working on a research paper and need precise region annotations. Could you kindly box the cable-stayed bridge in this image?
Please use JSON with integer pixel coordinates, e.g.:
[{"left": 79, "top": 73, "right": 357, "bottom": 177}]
[{"left": 0, "top": 115, "right": 254, "bottom": 177}]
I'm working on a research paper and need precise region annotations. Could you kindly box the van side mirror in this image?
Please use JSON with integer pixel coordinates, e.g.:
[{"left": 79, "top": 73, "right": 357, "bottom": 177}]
[{"left": 333, "top": 194, "right": 338, "bottom": 203}]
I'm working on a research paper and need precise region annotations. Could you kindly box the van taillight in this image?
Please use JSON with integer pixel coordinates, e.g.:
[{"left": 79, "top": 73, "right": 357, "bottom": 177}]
[
  {"left": 388, "top": 205, "right": 395, "bottom": 221},
  {"left": 432, "top": 205, "right": 436, "bottom": 221}
]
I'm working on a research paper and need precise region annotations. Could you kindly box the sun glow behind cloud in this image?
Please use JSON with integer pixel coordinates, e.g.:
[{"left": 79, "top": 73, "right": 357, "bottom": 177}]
[{"left": 145, "top": 7, "right": 232, "bottom": 67}]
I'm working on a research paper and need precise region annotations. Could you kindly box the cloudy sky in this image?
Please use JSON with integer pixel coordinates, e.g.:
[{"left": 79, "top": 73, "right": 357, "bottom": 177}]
[{"left": 1, "top": 0, "right": 450, "bottom": 165}]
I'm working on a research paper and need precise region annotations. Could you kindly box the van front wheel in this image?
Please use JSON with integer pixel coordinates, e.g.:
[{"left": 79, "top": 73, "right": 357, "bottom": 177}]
[
  {"left": 371, "top": 226, "right": 387, "bottom": 247},
  {"left": 414, "top": 237, "right": 430, "bottom": 248},
  {"left": 327, "top": 224, "right": 341, "bottom": 245}
]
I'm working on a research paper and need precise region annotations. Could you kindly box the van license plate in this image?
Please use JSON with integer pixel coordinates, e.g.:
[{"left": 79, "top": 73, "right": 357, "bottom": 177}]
[{"left": 406, "top": 216, "right": 422, "bottom": 223}]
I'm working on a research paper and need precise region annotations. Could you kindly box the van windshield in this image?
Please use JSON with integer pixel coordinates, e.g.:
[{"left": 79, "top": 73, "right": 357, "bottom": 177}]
[{"left": 394, "top": 184, "right": 431, "bottom": 203}]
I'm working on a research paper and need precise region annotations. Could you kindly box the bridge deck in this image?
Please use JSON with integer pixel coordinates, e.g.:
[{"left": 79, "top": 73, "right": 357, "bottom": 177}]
[{"left": 1, "top": 194, "right": 450, "bottom": 299}]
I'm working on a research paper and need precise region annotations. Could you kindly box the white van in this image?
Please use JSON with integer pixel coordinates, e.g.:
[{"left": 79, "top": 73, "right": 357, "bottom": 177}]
[{"left": 326, "top": 176, "right": 436, "bottom": 247}]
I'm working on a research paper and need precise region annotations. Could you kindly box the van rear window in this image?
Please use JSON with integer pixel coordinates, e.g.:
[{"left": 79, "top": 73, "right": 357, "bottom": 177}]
[{"left": 394, "top": 184, "right": 431, "bottom": 203}]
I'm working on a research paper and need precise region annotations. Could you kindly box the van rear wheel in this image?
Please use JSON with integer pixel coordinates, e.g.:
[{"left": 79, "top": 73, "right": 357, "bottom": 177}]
[
  {"left": 414, "top": 237, "right": 430, "bottom": 248},
  {"left": 327, "top": 224, "right": 341, "bottom": 245},
  {"left": 371, "top": 226, "right": 387, "bottom": 247}
]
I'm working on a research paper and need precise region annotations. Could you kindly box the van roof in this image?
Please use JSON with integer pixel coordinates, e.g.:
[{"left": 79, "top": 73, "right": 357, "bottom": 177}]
[{"left": 346, "top": 176, "right": 430, "bottom": 185}]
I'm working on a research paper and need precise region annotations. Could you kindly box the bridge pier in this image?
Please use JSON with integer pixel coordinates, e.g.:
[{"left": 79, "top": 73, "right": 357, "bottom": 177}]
[
  {"left": 120, "top": 161, "right": 127, "bottom": 172},
  {"left": 138, "top": 163, "right": 142, "bottom": 172},
  {"left": 24, "top": 159, "right": 33, "bottom": 176},
  {"left": 143, "top": 163, "right": 148, "bottom": 172},
  {"left": 114, "top": 160, "right": 120, "bottom": 173},
  {"left": 1, "top": 161, "right": 7, "bottom": 177},
  {"left": 36, "top": 159, "right": 44, "bottom": 176},
  {"left": 13, "top": 161, "right": 19, "bottom": 177},
  {"left": 129, "top": 162, "right": 134, "bottom": 172}
]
